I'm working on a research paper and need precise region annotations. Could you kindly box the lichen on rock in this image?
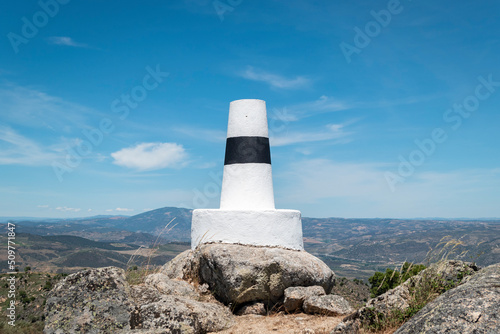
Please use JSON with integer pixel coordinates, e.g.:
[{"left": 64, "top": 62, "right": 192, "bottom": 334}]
[{"left": 161, "top": 243, "right": 335, "bottom": 308}]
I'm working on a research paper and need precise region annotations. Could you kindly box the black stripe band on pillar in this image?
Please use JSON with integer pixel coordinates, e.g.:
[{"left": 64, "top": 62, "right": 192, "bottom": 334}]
[{"left": 224, "top": 136, "right": 271, "bottom": 165}]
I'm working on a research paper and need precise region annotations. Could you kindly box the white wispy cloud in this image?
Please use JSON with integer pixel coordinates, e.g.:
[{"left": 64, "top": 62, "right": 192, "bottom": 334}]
[
  {"left": 0, "top": 126, "right": 60, "bottom": 165},
  {"left": 270, "top": 122, "right": 352, "bottom": 146},
  {"left": 111, "top": 142, "right": 188, "bottom": 171},
  {"left": 115, "top": 207, "right": 134, "bottom": 212},
  {"left": 239, "top": 66, "right": 310, "bottom": 89},
  {"left": 0, "top": 84, "right": 97, "bottom": 132},
  {"left": 0, "top": 126, "right": 101, "bottom": 167},
  {"left": 47, "top": 36, "right": 88, "bottom": 48},
  {"left": 37, "top": 205, "right": 49, "bottom": 208},
  {"left": 0, "top": 83, "right": 109, "bottom": 169},
  {"left": 272, "top": 94, "right": 424, "bottom": 124},
  {"left": 56, "top": 206, "right": 81, "bottom": 212}
]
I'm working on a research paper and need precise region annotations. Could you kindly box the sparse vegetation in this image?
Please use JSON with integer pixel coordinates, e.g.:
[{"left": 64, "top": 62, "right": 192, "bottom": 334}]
[
  {"left": 362, "top": 260, "right": 473, "bottom": 333},
  {"left": 0, "top": 272, "right": 67, "bottom": 333},
  {"left": 125, "top": 266, "right": 160, "bottom": 285},
  {"left": 368, "top": 262, "right": 426, "bottom": 298}
]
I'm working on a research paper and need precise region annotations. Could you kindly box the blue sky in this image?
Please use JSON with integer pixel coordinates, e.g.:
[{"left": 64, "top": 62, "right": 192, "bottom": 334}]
[{"left": 1, "top": 0, "right": 499, "bottom": 218}]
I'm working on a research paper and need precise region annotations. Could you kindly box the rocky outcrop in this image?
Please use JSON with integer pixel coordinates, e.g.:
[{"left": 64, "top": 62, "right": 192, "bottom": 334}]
[
  {"left": 333, "top": 260, "right": 480, "bottom": 333},
  {"left": 284, "top": 286, "right": 326, "bottom": 313},
  {"left": 303, "top": 295, "right": 354, "bottom": 316},
  {"left": 162, "top": 243, "right": 335, "bottom": 307},
  {"left": 44, "top": 267, "right": 234, "bottom": 334},
  {"left": 44, "top": 243, "right": 336, "bottom": 332},
  {"left": 395, "top": 263, "right": 500, "bottom": 334},
  {"left": 44, "top": 267, "right": 134, "bottom": 334}
]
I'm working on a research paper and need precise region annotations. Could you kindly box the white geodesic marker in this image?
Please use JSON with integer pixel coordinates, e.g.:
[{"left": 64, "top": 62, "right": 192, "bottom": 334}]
[
  {"left": 220, "top": 99, "right": 275, "bottom": 210},
  {"left": 191, "top": 99, "right": 304, "bottom": 250}
]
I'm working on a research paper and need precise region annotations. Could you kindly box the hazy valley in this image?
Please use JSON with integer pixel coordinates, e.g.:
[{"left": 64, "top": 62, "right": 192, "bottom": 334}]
[{"left": 1, "top": 207, "right": 499, "bottom": 280}]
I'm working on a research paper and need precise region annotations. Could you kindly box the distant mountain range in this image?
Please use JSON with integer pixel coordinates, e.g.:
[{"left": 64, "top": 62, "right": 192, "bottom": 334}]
[
  {"left": 0, "top": 215, "right": 130, "bottom": 223},
  {"left": 1, "top": 207, "right": 499, "bottom": 279}
]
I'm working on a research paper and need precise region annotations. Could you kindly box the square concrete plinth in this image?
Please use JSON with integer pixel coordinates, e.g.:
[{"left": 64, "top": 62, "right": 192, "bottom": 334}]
[{"left": 191, "top": 209, "right": 304, "bottom": 250}]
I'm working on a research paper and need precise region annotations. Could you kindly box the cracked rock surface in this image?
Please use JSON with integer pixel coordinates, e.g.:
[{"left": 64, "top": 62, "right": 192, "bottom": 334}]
[
  {"left": 44, "top": 267, "right": 234, "bottom": 334},
  {"left": 162, "top": 243, "right": 336, "bottom": 307},
  {"left": 395, "top": 263, "right": 500, "bottom": 334}
]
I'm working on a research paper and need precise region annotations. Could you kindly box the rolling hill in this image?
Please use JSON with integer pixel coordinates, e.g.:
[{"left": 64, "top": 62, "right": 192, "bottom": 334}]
[{"left": 1, "top": 207, "right": 499, "bottom": 279}]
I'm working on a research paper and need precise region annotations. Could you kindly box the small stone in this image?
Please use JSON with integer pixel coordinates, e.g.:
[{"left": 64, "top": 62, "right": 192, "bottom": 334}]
[
  {"left": 303, "top": 294, "right": 354, "bottom": 316},
  {"left": 284, "top": 286, "right": 326, "bottom": 312},
  {"left": 236, "top": 302, "right": 267, "bottom": 315}
]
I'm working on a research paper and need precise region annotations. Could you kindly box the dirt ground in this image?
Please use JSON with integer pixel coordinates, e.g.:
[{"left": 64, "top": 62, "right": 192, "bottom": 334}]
[{"left": 213, "top": 313, "right": 344, "bottom": 334}]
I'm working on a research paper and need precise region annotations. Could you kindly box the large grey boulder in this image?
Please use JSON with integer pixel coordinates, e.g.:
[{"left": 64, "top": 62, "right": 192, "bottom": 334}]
[
  {"left": 303, "top": 295, "right": 354, "bottom": 316},
  {"left": 333, "top": 260, "right": 480, "bottom": 333},
  {"left": 284, "top": 286, "right": 326, "bottom": 312},
  {"left": 162, "top": 243, "right": 335, "bottom": 307},
  {"left": 395, "top": 263, "right": 500, "bottom": 334},
  {"left": 44, "top": 267, "right": 134, "bottom": 333},
  {"left": 44, "top": 266, "right": 234, "bottom": 334},
  {"left": 138, "top": 295, "right": 235, "bottom": 333}
]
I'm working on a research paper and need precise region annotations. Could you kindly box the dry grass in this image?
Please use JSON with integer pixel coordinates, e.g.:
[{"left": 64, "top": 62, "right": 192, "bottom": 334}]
[
  {"left": 213, "top": 313, "right": 343, "bottom": 334},
  {"left": 125, "top": 218, "right": 177, "bottom": 284},
  {"left": 424, "top": 235, "right": 469, "bottom": 265}
]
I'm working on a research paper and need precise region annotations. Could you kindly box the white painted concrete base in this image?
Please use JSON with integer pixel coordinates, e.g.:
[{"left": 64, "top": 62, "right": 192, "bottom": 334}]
[{"left": 191, "top": 209, "right": 304, "bottom": 250}]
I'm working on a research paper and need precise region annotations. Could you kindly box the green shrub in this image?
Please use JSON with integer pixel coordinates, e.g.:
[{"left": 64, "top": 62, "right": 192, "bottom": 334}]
[
  {"left": 43, "top": 280, "right": 53, "bottom": 291},
  {"left": 368, "top": 262, "right": 426, "bottom": 298}
]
